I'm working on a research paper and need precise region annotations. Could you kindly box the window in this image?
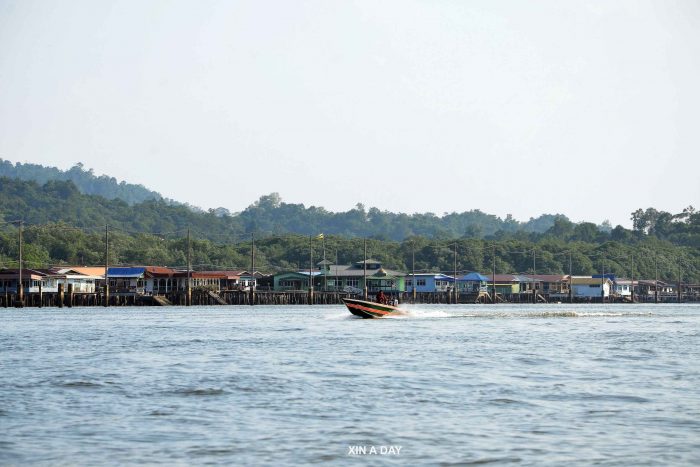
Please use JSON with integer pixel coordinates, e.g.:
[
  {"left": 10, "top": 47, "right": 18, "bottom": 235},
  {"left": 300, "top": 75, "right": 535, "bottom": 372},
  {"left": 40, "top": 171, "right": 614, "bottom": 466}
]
[
  {"left": 346, "top": 279, "right": 359, "bottom": 288},
  {"left": 417, "top": 279, "right": 426, "bottom": 286}
]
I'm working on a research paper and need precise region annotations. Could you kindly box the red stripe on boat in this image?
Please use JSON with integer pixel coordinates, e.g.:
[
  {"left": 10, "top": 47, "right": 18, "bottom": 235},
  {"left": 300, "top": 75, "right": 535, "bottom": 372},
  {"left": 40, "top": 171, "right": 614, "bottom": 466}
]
[{"left": 347, "top": 303, "right": 391, "bottom": 315}]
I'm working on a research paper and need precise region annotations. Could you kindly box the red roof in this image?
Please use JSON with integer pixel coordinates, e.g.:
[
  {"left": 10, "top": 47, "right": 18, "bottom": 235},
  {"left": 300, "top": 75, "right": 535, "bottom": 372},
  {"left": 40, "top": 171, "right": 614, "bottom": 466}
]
[
  {"left": 144, "top": 266, "right": 177, "bottom": 276},
  {"left": 201, "top": 270, "right": 247, "bottom": 279},
  {"left": 0, "top": 268, "right": 46, "bottom": 279},
  {"left": 173, "top": 271, "right": 226, "bottom": 279}
]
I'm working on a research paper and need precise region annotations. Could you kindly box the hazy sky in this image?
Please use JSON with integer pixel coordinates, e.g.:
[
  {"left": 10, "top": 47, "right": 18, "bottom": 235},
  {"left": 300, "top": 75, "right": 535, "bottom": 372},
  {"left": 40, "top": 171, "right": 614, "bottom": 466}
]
[{"left": 1, "top": 1, "right": 699, "bottom": 227}]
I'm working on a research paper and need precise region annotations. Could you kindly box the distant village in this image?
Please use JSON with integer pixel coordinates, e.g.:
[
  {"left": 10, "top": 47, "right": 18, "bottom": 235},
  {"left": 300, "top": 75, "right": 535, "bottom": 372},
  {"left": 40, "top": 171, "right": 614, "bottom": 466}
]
[{"left": 1, "top": 258, "right": 698, "bottom": 307}]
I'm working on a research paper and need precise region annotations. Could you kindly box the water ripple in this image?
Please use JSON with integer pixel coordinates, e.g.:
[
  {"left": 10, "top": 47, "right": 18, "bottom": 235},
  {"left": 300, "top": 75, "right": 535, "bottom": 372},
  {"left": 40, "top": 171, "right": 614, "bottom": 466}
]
[{"left": 0, "top": 304, "right": 698, "bottom": 465}]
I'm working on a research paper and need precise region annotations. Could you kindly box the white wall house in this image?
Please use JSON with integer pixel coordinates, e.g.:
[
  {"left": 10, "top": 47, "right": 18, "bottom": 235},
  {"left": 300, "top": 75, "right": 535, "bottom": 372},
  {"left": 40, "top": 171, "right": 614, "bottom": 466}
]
[
  {"left": 571, "top": 277, "right": 612, "bottom": 298},
  {"left": 405, "top": 274, "right": 454, "bottom": 293},
  {"left": 51, "top": 268, "right": 100, "bottom": 293},
  {"left": 613, "top": 279, "right": 635, "bottom": 297}
]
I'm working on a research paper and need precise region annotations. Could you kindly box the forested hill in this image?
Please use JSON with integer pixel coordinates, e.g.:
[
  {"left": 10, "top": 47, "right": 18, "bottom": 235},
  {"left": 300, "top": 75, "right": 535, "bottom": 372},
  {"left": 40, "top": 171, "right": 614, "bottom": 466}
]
[
  {"left": 0, "top": 177, "right": 242, "bottom": 240},
  {"left": 0, "top": 159, "right": 165, "bottom": 205},
  {"left": 0, "top": 163, "right": 563, "bottom": 240},
  {"left": 1, "top": 176, "right": 698, "bottom": 281},
  {"left": 0, "top": 159, "right": 566, "bottom": 238},
  {"left": 1, "top": 177, "right": 567, "bottom": 241},
  {"left": 1, "top": 176, "right": 698, "bottom": 249},
  {"left": 236, "top": 193, "right": 564, "bottom": 239}
]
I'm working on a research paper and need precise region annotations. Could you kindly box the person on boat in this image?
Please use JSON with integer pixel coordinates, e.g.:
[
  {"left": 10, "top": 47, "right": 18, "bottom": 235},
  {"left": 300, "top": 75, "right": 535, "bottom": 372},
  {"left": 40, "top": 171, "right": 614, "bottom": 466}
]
[{"left": 376, "top": 290, "right": 386, "bottom": 304}]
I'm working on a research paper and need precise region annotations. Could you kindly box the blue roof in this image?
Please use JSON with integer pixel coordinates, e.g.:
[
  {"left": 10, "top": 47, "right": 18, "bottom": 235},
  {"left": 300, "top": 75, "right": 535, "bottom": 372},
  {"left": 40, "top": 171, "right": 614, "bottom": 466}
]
[
  {"left": 107, "top": 267, "right": 145, "bottom": 278},
  {"left": 460, "top": 272, "right": 489, "bottom": 282},
  {"left": 592, "top": 274, "right": 616, "bottom": 280}
]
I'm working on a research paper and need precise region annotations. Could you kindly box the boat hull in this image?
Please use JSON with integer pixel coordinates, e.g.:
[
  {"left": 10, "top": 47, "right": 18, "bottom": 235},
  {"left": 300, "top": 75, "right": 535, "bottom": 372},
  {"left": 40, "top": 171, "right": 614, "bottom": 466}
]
[{"left": 342, "top": 298, "right": 405, "bottom": 319}]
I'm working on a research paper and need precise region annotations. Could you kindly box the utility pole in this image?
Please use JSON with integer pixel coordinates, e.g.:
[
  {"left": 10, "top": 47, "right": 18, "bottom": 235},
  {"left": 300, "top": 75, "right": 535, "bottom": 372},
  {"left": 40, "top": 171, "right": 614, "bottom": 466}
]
[
  {"left": 104, "top": 224, "right": 109, "bottom": 307},
  {"left": 492, "top": 244, "right": 497, "bottom": 305},
  {"left": 678, "top": 258, "right": 682, "bottom": 304},
  {"left": 308, "top": 235, "right": 313, "bottom": 305},
  {"left": 630, "top": 255, "right": 635, "bottom": 303},
  {"left": 532, "top": 247, "right": 536, "bottom": 303},
  {"left": 654, "top": 255, "right": 659, "bottom": 304},
  {"left": 363, "top": 238, "right": 368, "bottom": 301},
  {"left": 250, "top": 233, "right": 255, "bottom": 306},
  {"left": 601, "top": 258, "right": 605, "bottom": 304},
  {"left": 411, "top": 242, "right": 416, "bottom": 304},
  {"left": 17, "top": 220, "right": 23, "bottom": 307},
  {"left": 453, "top": 242, "right": 458, "bottom": 304},
  {"left": 187, "top": 228, "right": 191, "bottom": 306},
  {"left": 568, "top": 251, "right": 573, "bottom": 304}
]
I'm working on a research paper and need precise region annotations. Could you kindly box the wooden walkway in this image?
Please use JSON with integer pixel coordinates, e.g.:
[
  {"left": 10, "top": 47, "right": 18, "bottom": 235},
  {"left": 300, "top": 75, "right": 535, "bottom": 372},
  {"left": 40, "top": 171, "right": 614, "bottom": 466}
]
[{"left": 1, "top": 290, "right": 697, "bottom": 308}]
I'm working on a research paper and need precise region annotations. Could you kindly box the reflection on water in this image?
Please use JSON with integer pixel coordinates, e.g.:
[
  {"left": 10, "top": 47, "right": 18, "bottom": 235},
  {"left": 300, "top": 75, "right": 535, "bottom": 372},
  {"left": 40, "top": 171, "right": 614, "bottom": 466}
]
[{"left": 1, "top": 304, "right": 699, "bottom": 465}]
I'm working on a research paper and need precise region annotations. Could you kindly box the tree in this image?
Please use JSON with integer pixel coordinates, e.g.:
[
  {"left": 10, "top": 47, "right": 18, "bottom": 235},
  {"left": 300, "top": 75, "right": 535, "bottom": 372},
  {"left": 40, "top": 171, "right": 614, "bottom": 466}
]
[
  {"left": 572, "top": 223, "right": 599, "bottom": 243},
  {"left": 545, "top": 217, "right": 575, "bottom": 240}
]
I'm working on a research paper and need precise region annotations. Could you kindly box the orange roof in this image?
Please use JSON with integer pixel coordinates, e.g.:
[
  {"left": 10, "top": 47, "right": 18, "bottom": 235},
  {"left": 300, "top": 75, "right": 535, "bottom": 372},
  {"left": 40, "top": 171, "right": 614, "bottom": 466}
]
[
  {"left": 524, "top": 274, "right": 569, "bottom": 282},
  {"left": 65, "top": 267, "right": 105, "bottom": 277}
]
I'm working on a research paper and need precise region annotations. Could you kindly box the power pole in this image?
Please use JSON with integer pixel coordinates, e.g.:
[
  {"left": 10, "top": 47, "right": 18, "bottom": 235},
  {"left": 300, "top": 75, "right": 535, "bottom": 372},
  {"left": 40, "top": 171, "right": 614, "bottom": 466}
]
[
  {"left": 492, "top": 244, "right": 497, "bottom": 304},
  {"left": 453, "top": 242, "right": 458, "bottom": 304},
  {"left": 250, "top": 233, "right": 255, "bottom": 305},
  {"left": 601, "top": 258, "right": 605, "bottom": 304},
  {"left": 104, "top": 224, "right": 109, "bottom": 307},
  {"left": 308, "top": 235, "right": 313, "bottom": 305},
  {"left": 187, "top": 228, "right": 191, "bottom": 306},
  {"left": 568, "top": 251, "right": 573, "bottom": 303},
  {"left": 532, "top": 248, "right": 536, "bottom": 303},
  {"left": 363, "top": 238, "right": 368, "bottom": 301},
  {"left": 412, "top": 242, "right": 416, "bottom": 304},
  {"left": 17, "top": 220, "right": 23, "bottom": 307},
  {"left": 678, "top": 258, "right": 682, "bottom": 304},
  {"left": 630, "top": 255, "right": 635, "bottom": 303},
  {"left": 654, "top": 255, "right": 659, "bottom": 304}
]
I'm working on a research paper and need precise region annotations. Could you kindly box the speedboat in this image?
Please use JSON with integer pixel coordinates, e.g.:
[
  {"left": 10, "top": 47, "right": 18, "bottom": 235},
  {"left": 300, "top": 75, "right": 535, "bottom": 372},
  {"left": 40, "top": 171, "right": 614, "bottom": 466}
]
[{"left": 342, "top": 298, "right": 406, "bottom": 319}]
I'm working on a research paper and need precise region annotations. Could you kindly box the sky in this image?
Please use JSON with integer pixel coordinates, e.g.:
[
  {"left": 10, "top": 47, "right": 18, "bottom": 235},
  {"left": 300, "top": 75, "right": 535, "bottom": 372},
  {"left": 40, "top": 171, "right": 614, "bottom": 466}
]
[{"left": 1, "top": 0, "right": 699, "bottom": 227}]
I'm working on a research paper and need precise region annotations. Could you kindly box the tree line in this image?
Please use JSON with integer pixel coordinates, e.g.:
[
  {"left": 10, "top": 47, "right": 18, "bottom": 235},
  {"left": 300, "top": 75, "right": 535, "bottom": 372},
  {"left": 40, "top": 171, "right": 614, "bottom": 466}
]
[
  {"left": 0, "top": 224, "right": 697, "bottom": 283},
  {"left": 0, "top": 173, "right": 698, "bottom": 282},
  {"left": 4, "top": 175, "right": 697, "bottom": 245}
]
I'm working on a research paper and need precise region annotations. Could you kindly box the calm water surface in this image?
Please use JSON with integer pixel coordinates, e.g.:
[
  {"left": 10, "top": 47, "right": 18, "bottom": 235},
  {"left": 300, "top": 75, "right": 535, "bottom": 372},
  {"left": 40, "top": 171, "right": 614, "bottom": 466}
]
[{"left": 1, "top": 304, "right": 699, "bottom": 465}]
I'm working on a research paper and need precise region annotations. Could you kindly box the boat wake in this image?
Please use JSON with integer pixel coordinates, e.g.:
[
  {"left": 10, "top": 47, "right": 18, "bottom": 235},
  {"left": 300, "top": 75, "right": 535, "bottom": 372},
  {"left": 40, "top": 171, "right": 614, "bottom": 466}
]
[
  {"left": 386, "top": 308, "right": 451, "bottom": 319},
  {"left": 328, "top": 306, "right": 654, "bottom": 320}
]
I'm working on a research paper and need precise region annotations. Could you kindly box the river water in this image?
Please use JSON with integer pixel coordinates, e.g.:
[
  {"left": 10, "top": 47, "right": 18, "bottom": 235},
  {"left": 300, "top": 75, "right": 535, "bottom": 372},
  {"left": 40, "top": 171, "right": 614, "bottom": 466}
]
[{"left": 1, "top": 303, "right": 699, "bottom": 465}]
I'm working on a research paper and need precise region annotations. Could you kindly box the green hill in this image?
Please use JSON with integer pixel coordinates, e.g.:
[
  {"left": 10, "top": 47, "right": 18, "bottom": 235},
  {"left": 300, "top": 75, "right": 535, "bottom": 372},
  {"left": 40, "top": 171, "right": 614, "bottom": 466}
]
[
  {"left": 0, "top": 175, "right": 697, "bottom": 281},
  {"left": 0, "top": 159, "right": 165, "bottom": 205}
]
